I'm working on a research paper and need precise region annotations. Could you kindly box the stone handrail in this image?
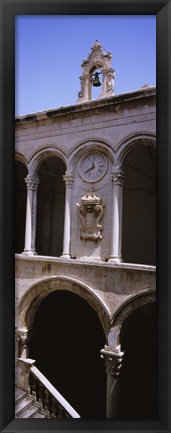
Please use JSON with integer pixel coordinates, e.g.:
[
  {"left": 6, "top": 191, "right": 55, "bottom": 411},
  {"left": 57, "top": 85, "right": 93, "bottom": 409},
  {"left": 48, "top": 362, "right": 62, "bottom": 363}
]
[{"left": 29, "top": 365, "right": 80, "bottom": 419}]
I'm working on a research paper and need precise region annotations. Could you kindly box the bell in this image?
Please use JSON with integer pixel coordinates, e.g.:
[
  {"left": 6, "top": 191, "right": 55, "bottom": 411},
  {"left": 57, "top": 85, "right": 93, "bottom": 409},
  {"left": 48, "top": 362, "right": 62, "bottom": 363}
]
[{"left": 91, "top": 72, "right": 101, "bottom": 87}]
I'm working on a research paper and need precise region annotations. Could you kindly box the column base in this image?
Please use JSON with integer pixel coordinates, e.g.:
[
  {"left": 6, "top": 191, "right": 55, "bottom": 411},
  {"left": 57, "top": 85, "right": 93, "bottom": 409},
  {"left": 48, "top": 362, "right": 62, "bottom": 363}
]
[
  {"left": 21, "top": 250, "right": 38, "bottom": 256},
  {"left": 108, "top": 256, "right": 123, "bottom": 264},
  {"left": 60, "top": 253, "right": 71, "bottom": 259}
]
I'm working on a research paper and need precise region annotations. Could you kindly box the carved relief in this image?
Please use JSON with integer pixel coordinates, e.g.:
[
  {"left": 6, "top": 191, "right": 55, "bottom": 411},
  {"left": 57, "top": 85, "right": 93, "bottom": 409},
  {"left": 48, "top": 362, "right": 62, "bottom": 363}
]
[
  {"left": 17, "top": 327, "right": 29, "bottom": 358},
  {"left": 76, "top": 189, "right": 104, "bottom": 243}
]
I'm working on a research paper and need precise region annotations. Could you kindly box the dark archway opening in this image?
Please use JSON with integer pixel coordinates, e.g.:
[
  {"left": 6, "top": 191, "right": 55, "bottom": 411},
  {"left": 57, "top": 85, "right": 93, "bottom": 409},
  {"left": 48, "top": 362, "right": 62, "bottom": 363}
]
[
  {"left": 15, "top": 160, "right": 27, "bottom": 253},
  {"left": 29, "top": 290, "right": 106, "bottom": 419},
  {"left": 119, "top": 302, "right": 156, "bottom": 419},
  {"left": 122, "top": 145, "right": 156, "bottom": 265},
  {"left": 36, "top": 157, "right": 66, "bottom": 256}
]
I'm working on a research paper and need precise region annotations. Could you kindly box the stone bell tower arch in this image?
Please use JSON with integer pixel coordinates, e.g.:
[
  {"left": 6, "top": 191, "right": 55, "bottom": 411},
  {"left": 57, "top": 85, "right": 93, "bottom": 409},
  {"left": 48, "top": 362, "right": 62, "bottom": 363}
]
[{"left": 77, "top": 40, "right": 115, "bottom": 103}]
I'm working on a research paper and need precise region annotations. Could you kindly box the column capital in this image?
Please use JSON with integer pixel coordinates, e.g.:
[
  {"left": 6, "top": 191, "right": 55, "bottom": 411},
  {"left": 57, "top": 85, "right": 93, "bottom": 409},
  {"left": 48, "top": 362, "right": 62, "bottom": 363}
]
[
  {"left": 25, "top": 174, "right": 40, "bottom": 190},
  {"left": 111, "top": 168, "right": 124, "bottom": 186},
  {"left": 17, "top": 327, "right": 30, "bottom": 358},
  {"left": 101, "top": 345, "right": 124, "bottom": 377},
  {"left": 63, "top": 172, "right": 74, "bottom": 188},
  {"left": 17, "top": 327, "right": 29, "bottom": 342}
]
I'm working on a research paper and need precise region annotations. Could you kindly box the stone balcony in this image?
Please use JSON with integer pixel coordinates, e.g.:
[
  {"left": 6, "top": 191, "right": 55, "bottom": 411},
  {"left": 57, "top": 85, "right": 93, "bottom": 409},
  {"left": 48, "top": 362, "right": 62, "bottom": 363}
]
[{"left": 15, "top": 254, "right": 156, "bottom": 318}]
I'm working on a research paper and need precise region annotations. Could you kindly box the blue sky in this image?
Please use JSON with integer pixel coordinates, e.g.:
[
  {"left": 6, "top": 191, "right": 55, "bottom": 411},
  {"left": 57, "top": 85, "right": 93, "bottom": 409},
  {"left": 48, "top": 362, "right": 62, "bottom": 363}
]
[{"left": 15, "top": 15, "right": 156, "bottom": 117}]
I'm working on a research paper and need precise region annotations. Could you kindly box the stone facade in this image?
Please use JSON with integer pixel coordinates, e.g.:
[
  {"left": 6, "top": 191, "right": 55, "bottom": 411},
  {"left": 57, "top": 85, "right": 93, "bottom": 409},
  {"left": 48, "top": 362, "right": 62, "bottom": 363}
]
[{"left": 15, "top": 42, "right": 156, "bottom": 418}]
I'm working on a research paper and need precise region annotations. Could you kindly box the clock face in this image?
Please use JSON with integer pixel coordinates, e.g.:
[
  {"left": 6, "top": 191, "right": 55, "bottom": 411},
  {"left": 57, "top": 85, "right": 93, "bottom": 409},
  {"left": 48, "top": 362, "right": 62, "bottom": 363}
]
[{"left": 79, "top": 152, "right": 108, "bottom": 182}]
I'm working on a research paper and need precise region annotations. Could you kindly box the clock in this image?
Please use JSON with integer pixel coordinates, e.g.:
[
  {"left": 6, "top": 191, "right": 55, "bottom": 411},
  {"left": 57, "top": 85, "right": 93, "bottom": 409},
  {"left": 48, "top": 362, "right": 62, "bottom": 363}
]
[{"left": 79, "top": 152, "right": 108, "bottom": 182}]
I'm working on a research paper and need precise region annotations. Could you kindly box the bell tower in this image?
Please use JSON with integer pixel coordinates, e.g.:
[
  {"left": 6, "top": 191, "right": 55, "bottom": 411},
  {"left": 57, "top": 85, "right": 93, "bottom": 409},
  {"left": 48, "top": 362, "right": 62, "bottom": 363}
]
[{"left": 77, "top": 40, "right": 115, "bottom": 103}]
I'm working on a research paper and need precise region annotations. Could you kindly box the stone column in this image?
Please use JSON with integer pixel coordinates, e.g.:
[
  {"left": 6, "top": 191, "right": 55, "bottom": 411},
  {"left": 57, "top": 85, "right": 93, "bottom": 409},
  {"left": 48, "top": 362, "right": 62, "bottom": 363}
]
[
  {"left": 109, "top": 168, "right": 124, "bottom": 263},
  {"left": 62, "top": 172, "right": 74, "bottom": 258},
  {"left": 101, "top": 345, "right": 124, "bottom": 418},
  {"left": 31, "top": 176, "right": 39, "bottom": 251},
  {"left": 22, "top": 174, "right": 39, "bottom": 255}
]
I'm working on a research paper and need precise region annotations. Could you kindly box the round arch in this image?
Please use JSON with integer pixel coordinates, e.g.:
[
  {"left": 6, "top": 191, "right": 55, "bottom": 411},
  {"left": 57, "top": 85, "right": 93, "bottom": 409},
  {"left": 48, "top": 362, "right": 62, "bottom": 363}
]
[
  {"left": 18, "top": 276, "right": 111, "bottom": 337},
  {"left": 108, "top": 289, "right": 156, "bottom": 348},
  {"left": 15, "top": 151, "right": 28, "bottom": 168},
  {"left": 116, "top": 132, "right": 156, "bottom": 166},
  {"left": 28, "top": 145, "right": 67, "bottom": 174},
  {"left": 121, "top": 137, "right": 156, "bottom": 265},
  {"left": 68, "top": 138, "right": 115, "bottom": 172},
  {"left": 117, "top": 292, "right": 156, "bottom": 419}
]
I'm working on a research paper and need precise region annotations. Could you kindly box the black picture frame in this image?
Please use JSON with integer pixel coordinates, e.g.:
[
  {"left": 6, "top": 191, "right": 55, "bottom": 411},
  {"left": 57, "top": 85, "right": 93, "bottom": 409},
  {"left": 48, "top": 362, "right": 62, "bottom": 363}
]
[{"left": 0, "top": 1, "right": 170, "bottom": 432}]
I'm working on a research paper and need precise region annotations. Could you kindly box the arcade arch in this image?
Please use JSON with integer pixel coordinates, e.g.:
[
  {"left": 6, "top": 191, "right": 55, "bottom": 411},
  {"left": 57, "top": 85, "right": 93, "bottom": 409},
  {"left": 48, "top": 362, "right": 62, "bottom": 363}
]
[
  {"left": 122, "top": 144, "right": 156, "bottom": 264},
  {"left": 119, "top": 301, "right": 156, "bottom": 418},
  {"left": 68, "top": 138, "right": 115, "bottom": 172},
  {"left": 101, "top": 291, "right": 156, "bottom": 419},
  {"left": 17, "top": 277, "right": 111, "bottom": 418},
  {"left": 36, "top": 156, "right": 66, "bottom": 256},
  {"left": 18, "top": 276, "right": 111, "bottom": 334}
]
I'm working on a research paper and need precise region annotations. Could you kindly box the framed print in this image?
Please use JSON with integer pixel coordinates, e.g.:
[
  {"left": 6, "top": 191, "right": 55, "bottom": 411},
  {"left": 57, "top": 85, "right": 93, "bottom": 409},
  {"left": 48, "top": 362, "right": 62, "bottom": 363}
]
[{"left": 0, "top": 1, "right": 170, "bottom": 433}]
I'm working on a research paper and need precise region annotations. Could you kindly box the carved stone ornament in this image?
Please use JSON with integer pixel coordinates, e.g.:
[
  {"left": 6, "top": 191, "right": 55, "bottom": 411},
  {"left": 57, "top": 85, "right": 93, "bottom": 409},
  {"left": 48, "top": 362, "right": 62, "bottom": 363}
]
[
  {"left": 25, "top": 174, "right": 40, "bottom": 191},
  {"left": 17, "top": 327, "right": 29, "bottom": 358},
  {"left": 100, "top": 345, "right": 124, "bottom": 377},
  {"left": 76, "top": 189, "right": 104, "bottom": 243},
  {"left": 77, "top": 40, "right": 115, "bottom": 103}
]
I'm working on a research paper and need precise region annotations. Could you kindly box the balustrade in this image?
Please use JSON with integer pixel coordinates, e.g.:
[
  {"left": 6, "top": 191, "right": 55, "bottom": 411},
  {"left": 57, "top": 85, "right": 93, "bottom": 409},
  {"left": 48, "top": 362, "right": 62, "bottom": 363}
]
[{"left": 29, "top": 365, "right": 80, "bottom": 419}]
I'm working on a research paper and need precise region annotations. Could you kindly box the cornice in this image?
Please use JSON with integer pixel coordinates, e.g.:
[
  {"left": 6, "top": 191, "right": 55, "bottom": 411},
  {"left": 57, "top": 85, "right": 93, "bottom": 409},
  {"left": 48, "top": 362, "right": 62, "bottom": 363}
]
[{"left": 15, "top": 87, "right": 156, "bottom": 130}]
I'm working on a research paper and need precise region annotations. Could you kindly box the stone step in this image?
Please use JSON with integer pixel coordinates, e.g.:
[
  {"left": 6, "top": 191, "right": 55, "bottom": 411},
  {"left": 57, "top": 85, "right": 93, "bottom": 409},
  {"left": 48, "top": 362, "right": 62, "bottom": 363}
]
[
  {"left": 18, "top": 404, "right": 39, "bottom": 418},
  {"left": 15, "top": 396, "right": 34, "bottom": 417},
  {"left": 32, "top": 412, "right": 46, "bottom": 418},
  {"left": 15, "top": 388, "right": 49, "bottom": 418},
  {"left": 15, "top": 388, "right": 26, "bottom": 404}
]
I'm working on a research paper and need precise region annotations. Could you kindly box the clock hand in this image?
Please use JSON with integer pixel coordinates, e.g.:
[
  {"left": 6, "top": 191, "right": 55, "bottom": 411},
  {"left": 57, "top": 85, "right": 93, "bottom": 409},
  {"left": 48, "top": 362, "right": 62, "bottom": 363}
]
[{"left": 85, "top": 162, "right": 95, "bottom": 173}]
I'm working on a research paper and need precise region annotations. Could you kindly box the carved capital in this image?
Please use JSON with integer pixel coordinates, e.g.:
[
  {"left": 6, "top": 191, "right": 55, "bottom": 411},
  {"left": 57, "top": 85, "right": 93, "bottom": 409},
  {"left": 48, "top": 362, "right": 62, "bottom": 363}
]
[
  {"left": 17, "top": 327, "right": 30, "bottom": 358},
  {"left": 17, "top": 327, "right": 29, "bottom": 345},
  {"left": 63, "top": 173, "right": 74, "bottom": 188},
  {"left": 101, "top": 346, "right": 124, "bottom": 377},
  {"left": 25, "top": 174, "right": 39, "bottom": 191},
  {"left": 111, "top": 169, "right": 124, "bottom": 187}
]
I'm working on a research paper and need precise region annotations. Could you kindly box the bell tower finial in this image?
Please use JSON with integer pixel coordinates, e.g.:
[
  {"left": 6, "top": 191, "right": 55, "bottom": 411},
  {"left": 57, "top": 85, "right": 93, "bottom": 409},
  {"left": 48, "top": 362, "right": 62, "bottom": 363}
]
[{"left": 77, "top": 41, "right": 115, "bottom": 103}]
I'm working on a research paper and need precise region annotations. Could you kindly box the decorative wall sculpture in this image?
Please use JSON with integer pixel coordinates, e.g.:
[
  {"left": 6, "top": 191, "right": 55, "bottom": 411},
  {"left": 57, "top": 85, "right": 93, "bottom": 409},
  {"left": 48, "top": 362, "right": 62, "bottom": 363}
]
[{"left": 77, "top": 189, "right": 104, "bottom": 243}]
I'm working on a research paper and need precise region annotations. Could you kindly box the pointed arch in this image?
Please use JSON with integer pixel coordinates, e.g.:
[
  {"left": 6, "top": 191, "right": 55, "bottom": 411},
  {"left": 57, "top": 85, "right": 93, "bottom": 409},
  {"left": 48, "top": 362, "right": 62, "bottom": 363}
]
[{"left": 108, "top": 289, "right": 156, "bottom": 348}]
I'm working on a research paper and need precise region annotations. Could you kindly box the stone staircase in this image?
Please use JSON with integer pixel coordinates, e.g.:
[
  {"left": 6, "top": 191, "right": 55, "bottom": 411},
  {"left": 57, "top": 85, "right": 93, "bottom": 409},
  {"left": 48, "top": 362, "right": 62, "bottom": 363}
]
[
  {"left": 16, "top": 359, "right": 80, "bottom": 418},
  {"left": 15, "top": 388, "right": 48, "bottom": 418}
]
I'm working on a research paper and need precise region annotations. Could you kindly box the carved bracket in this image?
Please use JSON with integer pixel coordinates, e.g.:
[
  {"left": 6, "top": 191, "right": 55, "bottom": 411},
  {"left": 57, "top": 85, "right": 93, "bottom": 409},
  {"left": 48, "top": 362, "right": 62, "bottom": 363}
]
[{"left": 77, "top": 190, "right": 104, "bottom": 243}]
